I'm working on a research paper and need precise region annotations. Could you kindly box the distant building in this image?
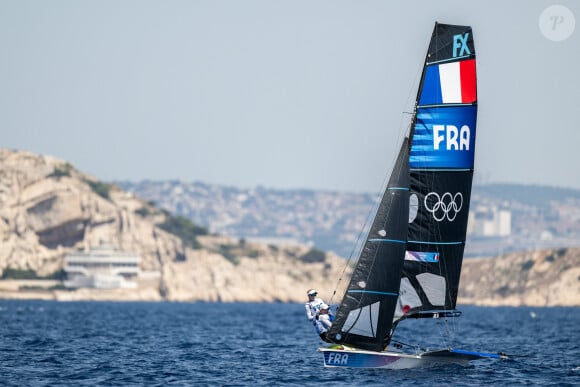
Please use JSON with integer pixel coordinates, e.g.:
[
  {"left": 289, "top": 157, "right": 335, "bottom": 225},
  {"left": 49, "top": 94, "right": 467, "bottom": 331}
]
[
  {"left": 468, "top": 206, "right": 511, "bottom": 237},
  {"left": 63, "top": 244, "right": 141, "bottom": 289}
]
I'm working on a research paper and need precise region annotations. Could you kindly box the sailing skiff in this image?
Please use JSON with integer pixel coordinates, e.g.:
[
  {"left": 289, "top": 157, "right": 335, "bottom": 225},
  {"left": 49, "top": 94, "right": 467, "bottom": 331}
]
[{"left": 319, "top": 22, "right": 508, "bottom": 369}]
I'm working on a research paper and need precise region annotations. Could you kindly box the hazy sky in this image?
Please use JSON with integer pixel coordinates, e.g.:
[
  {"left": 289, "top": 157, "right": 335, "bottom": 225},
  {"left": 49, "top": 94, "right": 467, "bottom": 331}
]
[{"left": 1, "top": 1, "right": 578, "bottom": 192}]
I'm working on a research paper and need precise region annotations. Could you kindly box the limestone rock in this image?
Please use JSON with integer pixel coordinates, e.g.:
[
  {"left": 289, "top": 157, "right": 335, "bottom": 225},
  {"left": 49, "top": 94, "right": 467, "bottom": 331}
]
[
  {"left": 458, "top": 247, "right": 580, "bottom": 307},
  {"left": 0, "top": 148, "right": 350, "bottom": 303}
]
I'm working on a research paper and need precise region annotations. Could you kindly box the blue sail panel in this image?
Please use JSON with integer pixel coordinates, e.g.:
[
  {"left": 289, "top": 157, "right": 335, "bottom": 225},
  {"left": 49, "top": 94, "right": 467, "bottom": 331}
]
[
  {"left": 418, "top": 65, "right": 443, "bottom": 105},
  {"left": 410, "top": 106, "right": 477, "bottom": 169}
]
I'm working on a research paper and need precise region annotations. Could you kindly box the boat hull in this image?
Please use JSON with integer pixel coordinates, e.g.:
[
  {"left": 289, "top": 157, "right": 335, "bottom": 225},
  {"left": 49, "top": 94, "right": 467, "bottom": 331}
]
[{"left": 320, "top": 347, "right": 505, "bottom": 369}]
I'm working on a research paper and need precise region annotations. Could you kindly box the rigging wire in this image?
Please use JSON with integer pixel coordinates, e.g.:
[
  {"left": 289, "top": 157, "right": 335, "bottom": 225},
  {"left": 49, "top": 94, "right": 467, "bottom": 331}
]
[
  {"left": 328, "top": 164, "right": 392, "bottom": 307},
  {"left": 328, "top": 202, "right": 374, "bottom": 306}
]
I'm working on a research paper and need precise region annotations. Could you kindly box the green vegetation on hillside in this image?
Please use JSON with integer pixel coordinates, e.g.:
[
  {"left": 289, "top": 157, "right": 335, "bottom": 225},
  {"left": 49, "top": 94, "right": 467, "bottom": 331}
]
[
  {"left": 520, "top": 260, "right": 535, "bottom": 271},
  {"left": 47, "top": 163, "right": 74, "bottom": 179},
  {"left": 134, "top": 206, "right": 151, "bottom": 217},
  {"left": 218, "top": 244, "right": 240, "bottom": 265},
  {"left": 1, "top": 267, "right": 38, "bottom": 279},
  {"left": 135, "top": 203, "right": 166, "bottom": 218},
  {"left": 85, "top": 179, "right": 113, "bottom": 200},
  {"left": 157, "top": 213, "right": 208, "bottom": 249},
  {"left": 2, "top": 267, "right": 65, "bottom": 280},
  {"left": 299, "top": 248, "right": 326, "bottom": 263},
  {"left": 213, "top": 242, "right": 262, "bottom": 265}
]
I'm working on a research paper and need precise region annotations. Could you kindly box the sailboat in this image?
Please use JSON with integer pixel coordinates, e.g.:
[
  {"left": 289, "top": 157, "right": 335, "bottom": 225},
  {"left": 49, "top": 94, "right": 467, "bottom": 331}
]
[{"left": 320, "top": 23, "right": 507, "bottom": 369}]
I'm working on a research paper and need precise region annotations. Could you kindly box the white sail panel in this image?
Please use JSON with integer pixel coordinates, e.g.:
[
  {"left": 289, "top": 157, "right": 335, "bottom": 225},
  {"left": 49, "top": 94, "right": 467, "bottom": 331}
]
[
  {"left": 408, "top": 193, "right": 419, "bottom": 223},
  {"left": 394, "top": 278, "right": 423, "bottom": 319},
  {"left": 341, "top": 301, "right": 380, "bottom": 338},
  {"left": 416, "top": 273, "right": 446, "bottom": 306},
  {"left": 439, "top": 61, "right": 462, "bottom": 103}
]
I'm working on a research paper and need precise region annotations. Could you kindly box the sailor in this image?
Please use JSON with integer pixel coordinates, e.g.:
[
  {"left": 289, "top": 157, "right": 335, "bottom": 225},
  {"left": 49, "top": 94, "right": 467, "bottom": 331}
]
[
  {"left": 305, "top": 289, "right": 325, "bottom": 322},
  {"left": 305, "top": 289, "right": 332, "bottom": 342},
  {"left": 317, "top": 303, "right": 333, "bottom": 330}
]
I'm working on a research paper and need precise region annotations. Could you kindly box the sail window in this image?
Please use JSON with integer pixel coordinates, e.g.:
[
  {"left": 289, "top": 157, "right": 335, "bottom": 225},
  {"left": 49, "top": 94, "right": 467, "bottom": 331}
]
[
  {"left": 341, "top": 301, "right": 380, "bottom": 338},
  {"left": 394, "top": 278, "right": 422, "bottom": 319},
  {"left": 408, "top": 194, "right": 419, "bottom": 223},
  {"left": 416, "top": 273, "right": 446, "bottom": 306}
]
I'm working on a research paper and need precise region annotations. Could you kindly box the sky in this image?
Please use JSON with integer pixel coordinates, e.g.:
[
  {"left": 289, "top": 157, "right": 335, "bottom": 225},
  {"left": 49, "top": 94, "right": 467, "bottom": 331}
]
[{"left": 1, "top": 1, "right": 579, "bottom": 193}]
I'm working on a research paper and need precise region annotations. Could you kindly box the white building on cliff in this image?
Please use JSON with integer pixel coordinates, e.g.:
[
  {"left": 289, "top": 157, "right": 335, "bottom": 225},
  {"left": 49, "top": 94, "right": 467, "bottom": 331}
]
[{"left": 63, "top": 244, "right": 141, "bottom": 289}]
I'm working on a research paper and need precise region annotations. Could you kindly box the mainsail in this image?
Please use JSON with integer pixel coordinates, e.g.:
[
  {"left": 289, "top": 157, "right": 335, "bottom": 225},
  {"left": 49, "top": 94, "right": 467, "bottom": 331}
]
[{"left": 327, "top": 23, "right": 477, "bottom": 352}]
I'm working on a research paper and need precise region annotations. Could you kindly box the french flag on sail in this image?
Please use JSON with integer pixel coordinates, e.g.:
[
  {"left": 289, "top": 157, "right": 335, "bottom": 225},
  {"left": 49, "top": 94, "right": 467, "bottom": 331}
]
[{"left": 419, "top": 59, "right": 476, "bottom": 105}]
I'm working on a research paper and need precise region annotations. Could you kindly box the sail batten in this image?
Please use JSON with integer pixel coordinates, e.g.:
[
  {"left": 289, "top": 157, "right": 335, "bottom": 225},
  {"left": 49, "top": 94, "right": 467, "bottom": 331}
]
[
  {"left": 408, "top": 240, "right": 464, "bottom": 245},
  {"left": 347, "top": 290, "right": 399, "bottom": 296},
  {"left": 427, "top": 54, "right": 475, "bottom": 65},
  {"left": 368, "top": 239, "right": 406, "bottom": 244},
  {"left": 410, "top": 168, "right": 472, "bottom": 172}
]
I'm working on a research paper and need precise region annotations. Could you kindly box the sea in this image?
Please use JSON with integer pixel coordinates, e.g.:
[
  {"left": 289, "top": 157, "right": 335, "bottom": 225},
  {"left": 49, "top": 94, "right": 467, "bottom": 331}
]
[{"left": 0, "top": 301, "right": 578, "bottom": 386}]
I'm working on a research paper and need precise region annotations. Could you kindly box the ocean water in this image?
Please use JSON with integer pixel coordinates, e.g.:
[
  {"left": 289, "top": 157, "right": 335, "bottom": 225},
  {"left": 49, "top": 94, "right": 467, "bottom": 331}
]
[{"left": 0, "top": 301, "right": 578, "bottom": 386}]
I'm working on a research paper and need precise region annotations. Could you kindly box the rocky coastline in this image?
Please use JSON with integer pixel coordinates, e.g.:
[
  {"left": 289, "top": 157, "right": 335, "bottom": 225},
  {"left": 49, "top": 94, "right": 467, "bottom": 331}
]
[{"left": 0, "top": 149, "right": 578, "bottom": 307}]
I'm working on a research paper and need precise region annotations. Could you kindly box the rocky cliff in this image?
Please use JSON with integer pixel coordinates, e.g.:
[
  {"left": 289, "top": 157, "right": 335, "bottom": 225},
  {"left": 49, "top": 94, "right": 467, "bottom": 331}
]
[
  {"left": 0, "top": 149, "right": 348, "bottom": 303},
  {"left": 458, "top": 247, "right": 579, "bottom": 307},
  {"left": 0, "top": 149, "right": 185, "bottom": 276}
]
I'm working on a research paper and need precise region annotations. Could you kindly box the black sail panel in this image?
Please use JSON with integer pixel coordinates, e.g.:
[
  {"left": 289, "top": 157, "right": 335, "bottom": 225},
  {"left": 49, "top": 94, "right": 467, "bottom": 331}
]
[
  {"left": 408, "top": 171, "right": 473, "bottom": 243},
  {"left": 327, "top": 139, "right": 410, "bottom": 352},
  {"left": 394, "top": 170, "right": 473, "bottom": 316},
  {"left": 426, "top": 23, "right": 475, "bottom": 64},
  {"left": 396, "top": 22, "right": 477, "bottom": 321}
]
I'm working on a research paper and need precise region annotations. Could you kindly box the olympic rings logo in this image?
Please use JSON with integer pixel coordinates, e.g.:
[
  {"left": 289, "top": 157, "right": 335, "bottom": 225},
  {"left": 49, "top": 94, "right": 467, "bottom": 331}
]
[{"left": 424, "top": 192, "right": 463, "bottom": 222}]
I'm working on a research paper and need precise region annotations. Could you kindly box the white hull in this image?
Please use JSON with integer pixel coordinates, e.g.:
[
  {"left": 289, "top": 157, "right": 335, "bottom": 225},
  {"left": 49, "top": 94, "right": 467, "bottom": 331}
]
[{"left": 320, "top": 346, "right": 505, "bottom": 369}]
